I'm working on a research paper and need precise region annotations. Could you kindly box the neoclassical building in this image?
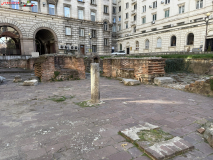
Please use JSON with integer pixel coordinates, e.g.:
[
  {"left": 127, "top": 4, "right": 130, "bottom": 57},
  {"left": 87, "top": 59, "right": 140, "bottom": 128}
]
[
  {"left": 0, "top": 0, "right": 113, "bottom": 55},
  {"left": 115, "top": 0, "right": 213, "bottom": 54}
]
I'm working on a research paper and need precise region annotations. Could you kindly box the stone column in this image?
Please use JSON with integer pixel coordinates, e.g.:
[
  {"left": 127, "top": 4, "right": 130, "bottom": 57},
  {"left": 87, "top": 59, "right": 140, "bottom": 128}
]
[{"left": 91, "top": 63, "right": 100, "bottom": 104}]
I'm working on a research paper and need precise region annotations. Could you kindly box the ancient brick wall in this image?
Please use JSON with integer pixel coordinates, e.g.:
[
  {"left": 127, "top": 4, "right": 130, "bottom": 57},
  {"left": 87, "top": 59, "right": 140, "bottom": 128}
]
[
  {"left": 33, "top": 55, "right": 85, "bottom": 82},
  {"left": 84, "top": 56, "right": 103, "bottom": 73},
  {"left": 103, "top": 58, "right": 166, "bottom": 83}
]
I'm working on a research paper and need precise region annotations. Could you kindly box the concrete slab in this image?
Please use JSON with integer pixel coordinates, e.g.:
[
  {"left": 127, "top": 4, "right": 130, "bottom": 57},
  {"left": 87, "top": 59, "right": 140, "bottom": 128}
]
[
  {"left": 23, "top": 80, "right": 38, "bottom": 86},
  {"left": 154, "top": 77, "right": 174, "bottom": 85},
  {"left": 122, "top": 78, "right": 140, "bottom": 86}
]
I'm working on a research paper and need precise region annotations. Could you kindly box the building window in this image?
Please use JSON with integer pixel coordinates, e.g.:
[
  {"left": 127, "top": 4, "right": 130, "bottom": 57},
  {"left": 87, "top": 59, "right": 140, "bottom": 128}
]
[
  {"left": 179, "top": 5, "right": 185, "bottom": 14},
  {"left": 171, "top": 36, "right": 176, "bottom": 46},
  {"left": 49, "top": 4, "right": 55, "bottom": 15},
  {"left": 119, "top": 16, "right": 121, "bottom": 21},
  {"left": 133, "top": 26, "right": 136, "bottom": 33},
  {"left": 92, "top": 30, "right": 96, "bottom": 38},
  {"left": 165, "top": 0, "right": 170, "bottom": 4},
  {"left": 65, "top": 27, "right": 71, "bottom": 35},
  {"left": 153, "top": 1, "right": 157, "bottom": 8},
  {"left": 113, "top": 17, "right": 116, "bottom": 23},
  {"left": 64, "top": 7, "right": 70, "bottom": 17},
  {"left": 104, "top": 22, "right": 108, "bottom": 31},
  {"left": 153, "top": 14, "right": 157, "bottom": 21},
  {"left": 79, "top": 28, "right": 84, "bottom": 37},
  {"left": 91, "top": 0, "right": 96, "bottom": 5},
  {"left": 104, "top": 38, "right": 108, "bottom": 46},
  {"left": 112, "top": 25, "right": 116, "bottom": 32},
  {"left": 187, "top": 33, "right": 194, "bottom": 45},
  {"left": 145, "top": 40, "right": 149, "bottom": 49},
  {"left": 134, "top": 4, "right": 137, "bottom": 10},
  {"left": 157, "top": 38, "right": 162, "bottom": 48},
  {"left": 113, "top": 7, "right": 116, "bottom": 14},
  {"left": 31, "top": 1, "right": 38, "bottom": 12},
  {"left": 136, "top": 41, "right": 139, "bottom": 50},
  {"left": 118, "top": 25, "right": 121, "bottom": 31},
  {"left": 92, "top": 45, "right": 97, "bottom": 52},
  {"left": 126, "top": 3, "right": 129, "bottom": 9},
  {"left": 126, "top": 13, "right": 128, "bottom": 19},
  {"left": 134, "top": 15, "right": 137, "bottom": 21},
  {"left": 119, "top": 6, "right": 121, "bottom": 12},
  {"left": 142, "top": 17, "right": 146, "bottom": 24},
  {"left": 104, "top": 6, "right": 108, "bottom": 13},
  {"left": 165, "top": 10, "right": 169, "bottom": 18},
  {"left": 196, "top": 0, "right": 203, "bottom": 9},
  {"left": 78, "top": 9, "right": 84, "bottom": 19},
  {"left": 143, "top": 6, "right": 146, "bottom": 13},
  {"left": 120, "top": 44, "right": 122, "bottom": 50},
  {"left": 12, "top": 0, "right": 19, "bottom": 9},
  {"left": 78, "top": 0, "right": 83, "bottom": 1},
  {"left": 126, "top": 23, "right": 128, "bottom": 29},
  {"left": 91, "top": 11, "right": 96, "bottom": 21}
]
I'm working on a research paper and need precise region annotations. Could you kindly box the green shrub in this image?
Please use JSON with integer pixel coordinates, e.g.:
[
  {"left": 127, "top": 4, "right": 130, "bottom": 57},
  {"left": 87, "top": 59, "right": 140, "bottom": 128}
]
[
  {"left": 165, "top": 59, "right": 191, "bottom": 73},
  {"left": 54, "top": 71, "right": 60, "bottom": 78},
  {"left": 210, "top": 79, "right": 213, "bottom": 91}
]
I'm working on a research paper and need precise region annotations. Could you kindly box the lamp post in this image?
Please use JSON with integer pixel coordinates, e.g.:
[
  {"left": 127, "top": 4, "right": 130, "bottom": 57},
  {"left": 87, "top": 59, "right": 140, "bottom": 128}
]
[
  {"left": 204, "top": 13, "right": 211, "bottom": 52},
  {"left": 89, "top": 33, "right": 92, "bottom": 54}
]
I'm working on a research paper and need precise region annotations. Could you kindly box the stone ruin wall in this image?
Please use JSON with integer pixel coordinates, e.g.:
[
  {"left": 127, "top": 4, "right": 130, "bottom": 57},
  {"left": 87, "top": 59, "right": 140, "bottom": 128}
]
[
  {"left": 33, "top": 55, "right": 86, "bottom": 82},
  {"left": 84, "top": 56, "right": 103, "bottom": 73},
  {"left": 103, "top": 58, "right": 166, "bottom": 83}
]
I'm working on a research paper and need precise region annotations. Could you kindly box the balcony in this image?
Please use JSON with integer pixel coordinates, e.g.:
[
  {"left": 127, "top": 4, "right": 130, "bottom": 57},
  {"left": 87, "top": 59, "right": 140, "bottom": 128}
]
[
  {"left": 131, "top": 9, "right": 137, "bottom": 15},
  {"left": 131, "top": 21, "right": 136, "bottom": 26},
  {"left": 132, "top": 0, "right": 137, "bottom": 5}
]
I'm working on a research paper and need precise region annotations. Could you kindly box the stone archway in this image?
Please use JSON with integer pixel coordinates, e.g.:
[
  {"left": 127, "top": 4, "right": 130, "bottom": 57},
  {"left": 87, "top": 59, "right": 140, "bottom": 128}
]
[{"left": 34, "top": 28, "right": 58, "bottom": 55}]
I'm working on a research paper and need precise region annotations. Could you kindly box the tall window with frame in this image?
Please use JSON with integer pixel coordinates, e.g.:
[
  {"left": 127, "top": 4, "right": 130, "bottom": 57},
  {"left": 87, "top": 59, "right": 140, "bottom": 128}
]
[
  {"left": 179, "top": 5, "right": 185, "bottom": 14},
  {"left": 12, "top": 0, "right": 19, "bottom": 9},
  {"left": 112, "top": 25, "right": 116, "bottom": 32},
  {"left": 92, "top": 45, "right": 97, "bottom": 52},
  {"left": 134, "top": 4, "right": 137, "bottom": 10},
  {"left": 104, "top": 22, "right": 108, "bottom": 31},
  {"left": 79, "top": 28, "right": 84, "bottom": 37},
  {"left": 142, "top": 17, "right": 146, "bottom": 24},
  {"left": 165, "top": 0, "right": 170, "bottom": 4},
  {"left": 153, "top": 14, "right": 157, "bottom": 21},
  {"left": 196, "top": 0, "right": 203, "bottom": 9},
  {"left": 153, "top": 1, "right": 157, "bottom": 8},
  {"left": 92, "top": 30, "right": 96, "bottom": 38},
  {"left": 64, "top": 6, "right": 70, "bottom": 17},
  {"left": 78, "top": 9, "right": 84, "bottom": 19},
  {"left": 157, "top": 38, "right": 162, "bottom": 48},
  {"left": 113, "top": 7, "right": 116, "bottom": 14},
  {"left": 136, "top": 41, "right": 139, "bottom": 50},
  {"left": 49, "top": 4, "right": 55, "bottom": 15},
  {"left": 133, "top": 26, "right": 136, "bottom": 33},
  {"left": 126, "top": 23, "right": 128, "bottom": 29},
  {"left": 91, "top": 11, "right": 96, "bottom": 21},
  {"left": 31, "top": 1, "right": 38, "bottom": 12},
  {"left": 118, "top": 25, "right": 121, "bottom": 31},
  {"left": 134, "top": 15, "right": 137, "bottom": 21},
  {"left": 145, "top": 40, "right": 149, "bottom": 49},
  {"left": 165, "top": 9, "right": 169, "bottom": 18},
  {"left": 104, "top": 38, "right": 108, "bottom": 46},
  {"left": 113, "top": 17, "right": 116, "bottom": 23},
  {"left": 126, "top": 3, "right": 129, "bottom": 9},
  {"left": 126, "top": 13, "right": 128, "bottom": 19},
  {"left": 119, "top": 6, "right": 121, "bottom": 12},
  {"left": 91, "top": 0, "right": 95, "bottom": 5},
  {"left": 119, "top": 16, "right": 121, "bottom": 21},
  {"left": 65, "top": 27, "right": 71, "bottom": 36},
  {"left": 104, "top": 6, "right": 108, "bottom": 13},
  {"left": 143, "top": 6, "right": 146, "bottom": 13}
]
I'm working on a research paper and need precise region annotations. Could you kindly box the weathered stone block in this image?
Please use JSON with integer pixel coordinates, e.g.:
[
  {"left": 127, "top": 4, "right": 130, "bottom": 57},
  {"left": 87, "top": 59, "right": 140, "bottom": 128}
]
[
  {"left": 154, "top": 77, "right": 174, "bottom": 85},
  {"left": 122, "top": 78, "right": 140, "bottom": 86},
  {"left": 13, "top": 75, "right": 22, "bottom": 83},
  {"left": 203, "top": 121, "right": 213, "bottom": 148},
  {"left": 0, "top": 76, "right": 5, "bottom": 83},
  {"left": 23, "top": 80, "right": 38, "bottom": 86}
]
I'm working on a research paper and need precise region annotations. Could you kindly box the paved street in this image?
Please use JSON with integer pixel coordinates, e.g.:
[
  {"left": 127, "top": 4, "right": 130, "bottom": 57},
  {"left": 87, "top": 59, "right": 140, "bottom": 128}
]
[{"left": 0, "top": 73, "right": 213, "bottom": 160}]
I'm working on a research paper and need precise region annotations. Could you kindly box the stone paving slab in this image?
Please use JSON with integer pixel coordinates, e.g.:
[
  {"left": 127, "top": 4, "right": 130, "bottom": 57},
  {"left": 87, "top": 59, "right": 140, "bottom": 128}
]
[{"left": 120, "top": 124, "right": 194, "bottom": 160}]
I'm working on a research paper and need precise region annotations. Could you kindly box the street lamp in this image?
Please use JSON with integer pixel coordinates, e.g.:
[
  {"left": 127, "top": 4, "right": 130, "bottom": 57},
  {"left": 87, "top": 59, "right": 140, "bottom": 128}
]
[
  {"left": 89, "top": 33, "right": 92, "bottom": 54},
  {"left": 204, "top": 12, "right": 211, "bottom": 52}
]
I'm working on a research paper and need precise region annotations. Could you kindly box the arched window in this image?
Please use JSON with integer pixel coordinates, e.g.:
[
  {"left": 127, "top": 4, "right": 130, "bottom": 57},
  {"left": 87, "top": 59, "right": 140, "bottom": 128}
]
[
  {"left": 171, "top": 36, "right": 176, "bottom": 46},
  {"left": 136, "top": 41, "right": 139, "bottom": 50},
  {"left": 145, "top": 40, "right": 149, "bottom": 49},
  {"left": 157, "top": 38, "right": 162, "bottom": 48},
  {"left": 104, "top": 22, "right": 108, "bottom": 31},
  {"left": 187, "top": 33, "right": 194, "bottom": 45}
]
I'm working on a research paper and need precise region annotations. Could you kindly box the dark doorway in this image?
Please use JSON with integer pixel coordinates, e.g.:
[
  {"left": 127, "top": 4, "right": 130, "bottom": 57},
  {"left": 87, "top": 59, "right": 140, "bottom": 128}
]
[
  {"left": 0, "top": 26, "right": 21, "bottom": 55},
  {"left": 127, "top": 48, "right": 130, "bottom": 54},
  {"left": 206, "top": 39, "right": 213, "bottom": 51},
  {"left": 80, "top": 45, "right": 85, "bottom": 55},
  {"left": 35, "top": 29, "right": 56, "bottom": 55}
]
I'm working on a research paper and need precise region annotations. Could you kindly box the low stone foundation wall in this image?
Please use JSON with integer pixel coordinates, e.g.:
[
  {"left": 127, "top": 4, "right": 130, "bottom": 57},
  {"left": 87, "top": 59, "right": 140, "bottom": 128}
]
[
  {"left": 0, "top": 59, "right": 28, "bottom": 68},
  {"left": 33, "top": 55, "right": 85, "bottom": 82},
  {"left": 185, "top": 77, "right": 213, "bottom": 96},
  {"left": 84, "top": 55, "right": 103, "bottom": 72},
  {"left": 103, "top": 58, "right": 166, "bottom": 83}
]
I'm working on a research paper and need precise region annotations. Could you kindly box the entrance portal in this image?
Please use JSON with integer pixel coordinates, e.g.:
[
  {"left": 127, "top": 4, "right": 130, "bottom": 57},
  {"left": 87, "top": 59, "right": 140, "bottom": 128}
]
[
  {"left": 0, "top": 26, "right": 21, "bottom": 55},
  {"left": 80, "top": 45, "right": 85, "bottom": 55},
  {"left": 35, "top": 29, "right": 56, "bottom": 55},
  {"left": 206, "top": 38, "right": 213, "bottom": 51},
  {"left": 127, "top": 48, "right": 130, "bottom": 54}
]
